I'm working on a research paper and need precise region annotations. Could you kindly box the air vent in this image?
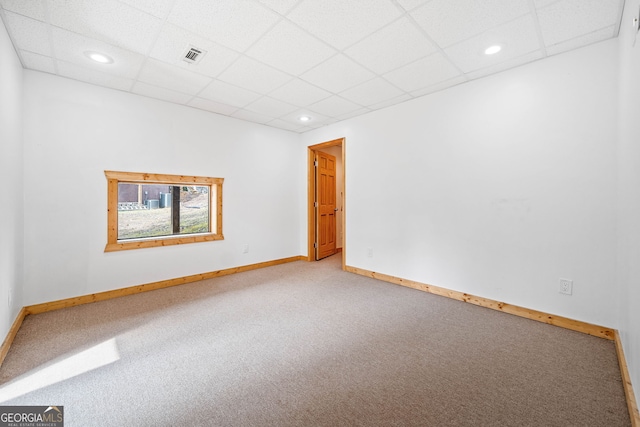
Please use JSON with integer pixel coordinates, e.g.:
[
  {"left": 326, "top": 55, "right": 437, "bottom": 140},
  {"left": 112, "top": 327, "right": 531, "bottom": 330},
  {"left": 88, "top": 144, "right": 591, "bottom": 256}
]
[{"left": 182, "top": 45, "right": 206, "bottom": 64}]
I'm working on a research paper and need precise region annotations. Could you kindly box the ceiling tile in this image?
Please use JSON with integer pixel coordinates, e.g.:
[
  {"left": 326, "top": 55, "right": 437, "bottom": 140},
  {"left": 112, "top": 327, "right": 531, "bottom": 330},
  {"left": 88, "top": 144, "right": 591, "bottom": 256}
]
[
  {"left": 132, "top": 81, "right": 193, "bottom": 105},
  {"left": 345, "top": 17, "right": 437, "bottom": 74},
  {"left": 0, "top": 0, "right": 46, "bottom": 21},
  {"left": 167, "top": 0, "right": 280, "bottom": 52},
  {"left": 384, "top": 53, "right": 461, "bottom": 93},
  {"left": 301, "top": 54, "right": 375, "bottom": 94},
  {"left": 257, "top": 0, "right": 301, "bottom": 15},
  {"left": 335, "top": 107, "right": 371, "bottom": 121},
  {"left": 545, "top": 26, "right": 616, "bottom": 56},
  {"left": 265, "top": 118, "right": 305, "bottom": 131},
  {"left": 340, "top": 78, "right": 405, "bottom": 107},
  {"left": 20, "top": 50, "right": 56, "bottom": 73},
  {"left": 287, "top": 0, "right": 403, "bottom": 50},
  {"left": 137, "top": 59, "right": 212, "bottom": 95},
  {"left": 308, "top": 95, "right": 363, "bottom": 117},
  {"left": 118, "top": 0, "right": 174, "bottom": 19},
  {"left": 187, "top": 97, "right": 238, "bottom": 116},
  {"left": 279, "top": 109, "right": 329, "bottom": 126},
  {"left": 244, "top": 96, "right": 298, "bottom": 118},
  {"left": 536, "top": 0, "right": 622, "bottom": 47},
  {"left": 368, "top": 93, "right": 412, "bottom": 110},
  {"left": 57, "top": 60, "right": 134, "bottom": 91},
  {"left": 443, "top": 15, "right": 541, "bottom": 73},
  {"left": 231, "top": 109, "right": 274, "bottom": 124},
  {"left": 2, "top": 12, "right": 51, "bottom": 56},
  {"left": 49, "top": 0, "right": 162, "bottom": 55},
  {"left": 245, "top": 20, "right": 336, "bottom": 75},
  {"left": 52, "top": 27, "right": 145, "bottom": 79},
  {"left": 198, "top": 80, "right": 262, "bottom": 108},
  {"left": 465, "top": 50, "right": 544, "bottom": 80},
  {"left": 410, "top": 0, "right": 530, "bottom": 47},
  {"left": 217, "top": 56, "right": 293, "bottom": 95},
  {"left": 409, "top": 75, "right": 467, "bottom": 97},
  {"left": 268, "top": 78, "right": 331, "bottom": 107},
  {"left": 397, "top": 0, "right": 430, "bottom": 12},
  {"left": 149, "top": 23, "right": 239, "bottom": 78}
]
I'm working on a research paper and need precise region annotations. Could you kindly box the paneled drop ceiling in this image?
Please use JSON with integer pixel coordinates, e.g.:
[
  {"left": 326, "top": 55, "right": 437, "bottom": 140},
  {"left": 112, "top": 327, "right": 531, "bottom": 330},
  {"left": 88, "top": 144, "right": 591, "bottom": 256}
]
[{"left": 0, "top": 0, "right": 625, "bottom": 133}]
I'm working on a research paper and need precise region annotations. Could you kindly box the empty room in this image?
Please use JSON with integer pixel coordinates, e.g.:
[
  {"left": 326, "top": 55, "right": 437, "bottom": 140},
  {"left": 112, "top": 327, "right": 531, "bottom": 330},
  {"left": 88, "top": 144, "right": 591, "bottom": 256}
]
[{"left": 1, "top": 0, "right": 639, "bottom": 425}]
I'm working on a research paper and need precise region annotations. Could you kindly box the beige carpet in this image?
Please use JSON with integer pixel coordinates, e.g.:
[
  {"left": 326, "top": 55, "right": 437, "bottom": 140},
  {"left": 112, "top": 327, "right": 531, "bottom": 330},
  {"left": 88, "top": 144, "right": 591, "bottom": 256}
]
[{"left": 0, "top": 255, "right": 631, "bottom": 426}]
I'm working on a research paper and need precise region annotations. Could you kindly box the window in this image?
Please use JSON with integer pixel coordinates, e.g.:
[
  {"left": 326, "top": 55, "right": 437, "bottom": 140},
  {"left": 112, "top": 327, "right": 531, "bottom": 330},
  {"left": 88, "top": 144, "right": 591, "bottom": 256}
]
[{"left": 105, "top": 171, "right": 223, "bottom": 252}]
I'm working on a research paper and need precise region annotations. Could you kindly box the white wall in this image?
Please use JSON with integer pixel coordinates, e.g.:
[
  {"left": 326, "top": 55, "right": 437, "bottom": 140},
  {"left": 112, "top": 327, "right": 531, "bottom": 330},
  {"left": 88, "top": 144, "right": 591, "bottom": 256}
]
[
  {"left": 22, "top": 72, "right": 301, "bottom": 306},
  {"left": 617, "top": 0, "right": 640, "bottom": 411},
  {"left": 303, "top": 39, "right": 619, "bottom": 328},
  {"left": 0, "top": 18, "right": 24, "bottom": 339}
]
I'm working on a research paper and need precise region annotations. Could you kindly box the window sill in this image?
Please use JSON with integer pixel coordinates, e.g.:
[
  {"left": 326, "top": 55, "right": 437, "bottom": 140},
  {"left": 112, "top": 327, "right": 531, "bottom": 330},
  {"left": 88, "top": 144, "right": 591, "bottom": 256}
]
[{"left": 104, "top": 233, "right": 224, "bottom": 252}]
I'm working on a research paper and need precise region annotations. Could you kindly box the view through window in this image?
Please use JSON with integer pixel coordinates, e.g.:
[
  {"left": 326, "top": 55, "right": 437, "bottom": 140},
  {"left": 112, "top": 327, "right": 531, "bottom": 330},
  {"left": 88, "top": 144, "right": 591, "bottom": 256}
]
[{"left": 105, "top": 171, "right": 223, "bottom": 251}]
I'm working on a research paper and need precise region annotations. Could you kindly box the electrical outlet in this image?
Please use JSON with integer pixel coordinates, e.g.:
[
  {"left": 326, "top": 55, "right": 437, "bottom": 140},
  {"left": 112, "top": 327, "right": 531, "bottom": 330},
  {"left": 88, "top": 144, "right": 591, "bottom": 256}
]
[
  {"left": 8, "top": 288, "right": 12, "bottom": 308},
  {"left": 242, "top": 244, "right": 249, "bottom": 254},
  {"left": 559, "top": 279, "right": 573, "bottom": 295},
  {"left": 367, "top": 247, "right": 373, "bottom": 258}
]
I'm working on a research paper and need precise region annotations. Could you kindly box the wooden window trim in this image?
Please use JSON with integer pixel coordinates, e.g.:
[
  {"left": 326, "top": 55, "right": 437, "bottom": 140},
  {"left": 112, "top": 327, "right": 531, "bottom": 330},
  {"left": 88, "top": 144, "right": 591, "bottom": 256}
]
[{"left": 105, "top": 171, "right": 224, "bottom": 252}]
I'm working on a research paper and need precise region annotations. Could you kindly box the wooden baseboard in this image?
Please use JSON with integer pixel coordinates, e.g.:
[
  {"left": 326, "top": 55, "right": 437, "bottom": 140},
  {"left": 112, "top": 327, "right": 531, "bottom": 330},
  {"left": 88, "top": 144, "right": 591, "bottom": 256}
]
[
  {"left": 26, "top": 256, "right": 305, "bottom": 315},
  {"left": 615, "top": 331, "right": 640, "bottom": 426},
  {"left": 0, "top": 307, "right": 28, "bottom": 369},
  {"left": 345, "top": 265, "right": 615, "bottom": 340}
]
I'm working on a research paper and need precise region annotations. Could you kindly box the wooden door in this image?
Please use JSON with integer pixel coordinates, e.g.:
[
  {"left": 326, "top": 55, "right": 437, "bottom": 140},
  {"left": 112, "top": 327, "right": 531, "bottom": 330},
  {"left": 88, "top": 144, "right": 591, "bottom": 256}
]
[{"left": 316, "top": 151, "right": 337, "bottom": 260}]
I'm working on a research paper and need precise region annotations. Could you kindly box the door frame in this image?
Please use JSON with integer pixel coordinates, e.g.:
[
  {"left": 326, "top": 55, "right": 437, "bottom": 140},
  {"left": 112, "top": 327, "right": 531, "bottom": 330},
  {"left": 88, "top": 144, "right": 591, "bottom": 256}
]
[{"left": 307, "top": 138, "right": 345, "bottom": 269}]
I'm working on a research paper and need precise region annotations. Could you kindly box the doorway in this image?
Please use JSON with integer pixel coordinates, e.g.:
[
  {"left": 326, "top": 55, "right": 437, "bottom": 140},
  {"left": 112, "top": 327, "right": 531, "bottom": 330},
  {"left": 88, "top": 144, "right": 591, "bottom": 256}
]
[{"left": 307, "top": 138, "right": 345, "bottom": 269}]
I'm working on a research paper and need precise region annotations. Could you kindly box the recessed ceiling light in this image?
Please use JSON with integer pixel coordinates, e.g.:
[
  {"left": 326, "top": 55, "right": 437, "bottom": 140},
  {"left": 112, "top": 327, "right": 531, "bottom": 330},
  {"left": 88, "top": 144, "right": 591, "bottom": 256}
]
[
  {"left": 84, "top": 51, "right": 114, "bottom": 64},
  {"left": 299, "top": 115, "right": 311, "bottom": 122},
  {"left": 484, "top": 45, "right": 502, "bottom": 55}
]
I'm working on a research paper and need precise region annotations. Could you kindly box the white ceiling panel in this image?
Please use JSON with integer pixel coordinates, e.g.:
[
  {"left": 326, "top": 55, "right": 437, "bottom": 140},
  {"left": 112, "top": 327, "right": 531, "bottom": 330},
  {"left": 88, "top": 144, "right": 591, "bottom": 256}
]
[
  {"left": 57, "top": 60, "right": 134, "bottom": 91},
  {"left": 397, "top": 0, "right": 430, "bottom": 12},
  {"left": 118, "top": 0, "right": 175, "bottom": 19},
  {"left": 308, "top": 95, "right": 363, "bottom": 117},
  {"left": 410, "top": 75, "right": 467, "bottom": 98},
  {"left": 20, "top": 51, "right": 55, "bottom": 73},
  {"left": 257, "top": 0, "right": 302, "bottom": 15},
  {"left": 466, "top": 50, "right": 545, "bottom": 81},
  {"left": 137, "top": 59, "right": 212, "bottom": 96},
  {"left": 384, "top": 54, "right": 462, "bottom": 93},
  {"left": 368, "top": 93, "right": 412, "bottom": 111},
  {"left": 264, "top": 119, "right": 305, "bottom": 132},
  {"left": 340, "top": 77, "right": 405, "bottom": 107},
  {"left": 0, "top": 0, "right": 46, "bottom": 21},
  {"left": 268, "top": 79, "right": 331, "bottom": 107},
  {"left": 52, "top": 27, "right": 145, "bottom": 79},
  {"left": 0, "top": 0, "right": 625, "bottom": 133},
  {"left": 149, "top": 24, "right": 239, "bottom": 78},
  {"left": 132, "top": 81, "right": 193, "bottom": 105},
  {"left": 287, "top": 0, "right": 403, "bottom": 50},
  {"left": 198, "top": 80, "right": 262, "bottom": 108},
  {"left": 48, "top": 0, "right": 162, "bottom": 55},
  {"left": 187, "top": 97, "right": 238, "bottom": 116},
  {"left": 167, "top": 0, "right": 280, "bottom": 52},
  {"left": 545, "top": 26, "right": 616, "bottom": 56},
  {"left": 244, "top": 96, "right": 298, "bottom": 118},
  {"left": 444, "top": 15, "right": 541, "bottom": 73},
  {"left": 345, "top": 17, "right": 437, "bottom": 75},
  {"left": 301, "top": 54, "right": 375, "bottom": 94},
  {"left": 410, "top": 0, "right": 530, "bottom": 48},
  {"left": 279, "top": 109, "right": 329, "bottom": 126},
  {"left": 246, "top": 20, "right": 337, "bottom": 75},
  {"left": 231, "top": 109, "right": 274, "bottom": 124},
  {"left": 536, "top": 0, "right": 622, "bottom": 47},
  {"left": 217, "top": 56, "right": 293, "bottom": 95},
  {"left": 2, "top": 12, "right": 52, "bottom": 56}
]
